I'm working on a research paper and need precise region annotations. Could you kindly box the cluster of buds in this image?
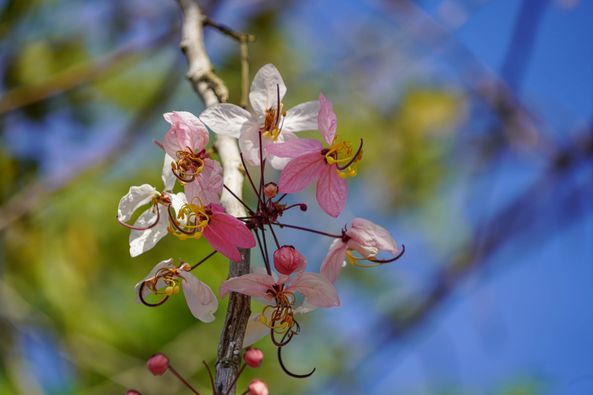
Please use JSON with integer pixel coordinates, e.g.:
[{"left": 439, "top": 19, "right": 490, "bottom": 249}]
[{"left": 119, "top": 64, "right": 405, "bottom": 392}]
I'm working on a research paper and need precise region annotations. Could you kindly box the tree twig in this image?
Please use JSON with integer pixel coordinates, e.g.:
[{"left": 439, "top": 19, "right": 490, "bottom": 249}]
[{"left": 175, "top": 1, "right": 251, "bottom": 394}]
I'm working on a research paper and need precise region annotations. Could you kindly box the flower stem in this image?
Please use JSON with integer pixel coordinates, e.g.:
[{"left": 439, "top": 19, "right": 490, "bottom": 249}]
[
  {"left": 168, "top": 364, "right": 201, "bottom": 395},
  {"left": 272, "top": 222, "right": 343, "bottom": 239}
]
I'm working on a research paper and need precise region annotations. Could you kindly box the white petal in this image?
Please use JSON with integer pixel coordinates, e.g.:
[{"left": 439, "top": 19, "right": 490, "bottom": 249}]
[
  {"left": 249, "top": 64, "right": 287, "bottom": 117},
  {"left": 134, "top": 258, "right": 175, "bottom": 303},
  {"left": 117, "top": 184, "right": 158, "bottom": 222},
  {"left": 266, "top": 132, "right": 298, "bottom": 170},
  {"left": 161, "top": 154, "right": 177, "bottom": 191},
  {"left": 281, "top": 101, "right": 320, "bottom": 133},
  {"left": 243, "top": 312, "right": 271, "bottom": 347},
  {"left": 238, "top": 125, "right": 267, "bottom": 166},
  {"left": 129, "top": 208, "right": 169, "bottom": 257},
  {"left": 199, "top": 103, "right": 257, "bottom": 139},
  {"left": 179, "top": 271, "right": 218, "bottom": 322}
]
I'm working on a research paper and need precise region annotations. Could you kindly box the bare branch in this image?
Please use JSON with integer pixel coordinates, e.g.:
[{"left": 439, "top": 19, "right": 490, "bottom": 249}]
[{"left": 175, "top": 1, "right": 251, "bottom": 394}]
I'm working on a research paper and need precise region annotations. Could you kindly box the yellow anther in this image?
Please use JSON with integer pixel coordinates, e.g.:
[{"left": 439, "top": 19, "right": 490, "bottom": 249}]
[{"left": 346, "top": 249, "right": 381, "bottom": 268}]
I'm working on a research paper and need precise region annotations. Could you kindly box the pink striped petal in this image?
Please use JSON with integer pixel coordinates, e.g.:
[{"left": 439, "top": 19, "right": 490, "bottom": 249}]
[
  {"left": 320, "top": 239, "right": 349, "bottom": 283},
  {"left": 316, "top": 165, "right": 347, "bottom": 217},
  {"left": 219, "top": 273, "right": 276, "bottom": 299},
  {"left": 184, "top": 159, "right": 223, "bottom": 206},
  {"left": 203, "top": 209, "right": 255, "bottom": 262},
  {"left": 348, "top": 218, "right": 398, "bottom": 256},
  {"left": 287, "top": 272, "right": 340, "bottom": 308},
  {"left": 266, "top": 138, "right": 323, "bottom": 159},
  {"left": 179, "top": 271, "right": 218, "bottom": 322},
  {"left": 277, "top": 152, "right": 325, "bottom": 194},
  {"left": 318, "top": 93, "right": 337, "bottom": 145}
]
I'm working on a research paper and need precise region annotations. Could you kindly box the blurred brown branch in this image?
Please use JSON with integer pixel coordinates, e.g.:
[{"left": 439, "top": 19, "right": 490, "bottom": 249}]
[{"left": 0, "top": 29, "right": 176, "bottom": 115}]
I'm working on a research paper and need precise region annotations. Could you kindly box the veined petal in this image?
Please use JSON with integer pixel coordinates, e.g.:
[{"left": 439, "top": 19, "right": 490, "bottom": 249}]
[
  {"left": 318, "top": 93, "right": 337, "bottom": 145},
  {"left": 161, "top": 154, "right": 177, "bottom": 192},
  {"left": 162, "top": 111, "right": 209, "bottom": 156},
  {"left": 219, "top": 273, "right": 276, "bottom": 299},
  {"left": 266, "top": 138, "right": 323, "bottom": 159},
  {"left": 316, "top": 165, "right": 347, "bottom": 217},
  {"left": 282, "top": 100, "right": 320, "bottom": 133},
  {"left": 184, "top": 159, "right": 223, "bottom": 206},
  {"left": 179, "top": 271, "right": 218, "bottom": 322},
  {"left": 118, "top": 184, "right": 158, "bottom": 222},
  {"left": 129, "top": 207, "right": 169, "bottom": 257},
  {"left": 277, "top": 152, "right": 325, "bottom": 194},
  {"left": 348, "top": 218, "right": 398, "bottom": 255},
  {"left": 320, "top": 239, "right": 348, "bottom": 283},
  {"left": 287, "top": 272, "right": 340, "bottom": 308},
  {"left": 238, "top": 125, "right": 266, "bottom": 166},
  {"left": 203, "top": 209, "right": 255, "bottom": 262},
  {"left": 199, "top": 103, "right": 257, "bottom": 139},
  {"left": 249, "top": 64, "right": 287, "bottom": 118},
  {"left": 266, "top": 131, "right": 298, "bottom": 170}
]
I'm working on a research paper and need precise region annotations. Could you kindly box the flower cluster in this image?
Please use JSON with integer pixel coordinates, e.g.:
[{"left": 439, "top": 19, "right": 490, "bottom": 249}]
[{"left": 118, "top": 64, "right": 404, "bottom": 385}]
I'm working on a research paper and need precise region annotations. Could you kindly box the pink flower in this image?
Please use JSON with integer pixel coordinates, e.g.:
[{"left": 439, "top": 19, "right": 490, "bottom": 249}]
[
  {"left": 273, "top": 246, "right": 306, "bottom": 275},
  {"left": 136, "top": 259, "right": 218, "bottom": 322},
  {"left": 244, "top": 347, "right": 264, "bottom": 368},
  {"left": 267, "top": 93, "right": 362, "bottom": 217},
  {"left": 248, "top": 379, "right": 269, "bottom": 395},
  {"left": 147, "top": 353, "right": 169, "bottom": 376},
  {"left": 199, "top": 64, "right": 320, "bottom": 169},
  {"left": 170, "top": 191, "right": 255, "bottom": 262},
  {"left": 321, "top": 218, "right": 403, "bottom": 283}
]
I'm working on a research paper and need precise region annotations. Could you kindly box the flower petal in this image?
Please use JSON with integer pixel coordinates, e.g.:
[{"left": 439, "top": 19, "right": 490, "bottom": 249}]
[
  {"left": 318, "top": 93, "right": 337, "bottom": 145},
  {"left": 199, "top": 103, "right": 257, "bottom": 139},
  {"left": 161, "top": 111, "right": 209, "bottom": 157},
  {"left": 219, "top": 273, "right": 276, "bottom": 299},
  {"left": 118, "top": 184, "right": 158, "bottom": 222},
  {"left": 249, "top": 64, "right": 287, "bottom": 118},
  {"left": 348, "top": 218, "right": 399, "bottom": 256},
  {"left": 244, "top": 312, "right": 271, "bottom": 347},
  {"left": 287, "top": 272, "right": 340, "bottom": 308},
  {"left": 135, "top": 258, "right": 175, "bottom": 302},
  {"left": 184, "top": 158, "right": 223, "bottom": 206},
  {"left": 266, "top": 138, "right": 323, "bottom": 159},
  {"left": 161, "top": 154, "right": 177, "bottom": 192},
  {"left": 282, "top": 100, "right": 320, "bottom": 133},
  {"left": 129, "top": 206, "right": 169, "bottom": 257},
  {"left": 277, "top": 151, "right": 325, "bottom": 194},
  {"left": 238, "top": 125, "right": 266, "bottom": 166},
  {"left": 203, "top": 209, "right": 256, "bottom": 262},
  {"left": 320, "top": 239, "right": 348, "bottom": 283},
  {"left": 316, "top": 165, "right": 347, "bottom": 217},
  {"left": 179, "top": 271, "right": 218, "bottom": 322}
]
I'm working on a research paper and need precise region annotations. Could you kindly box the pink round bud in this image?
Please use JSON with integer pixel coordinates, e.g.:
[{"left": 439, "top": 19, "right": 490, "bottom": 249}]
[
  {"left": 147, "top": 353, "right": 169, "bottom": 376},
  {"left": 263, "top": 182, "right": 278, "bottom": 198},
  {"left": 248, "top": 379, "right": 269, "bottom": 395},
  {"left": 244, "top": 347, "right": 264, "bottom": 368},
  {"left": 126, "top": 390, "right": 142, "bottom": 395},
  {"left": 273, "top": 245, "right": 306, "bottom": 275}
]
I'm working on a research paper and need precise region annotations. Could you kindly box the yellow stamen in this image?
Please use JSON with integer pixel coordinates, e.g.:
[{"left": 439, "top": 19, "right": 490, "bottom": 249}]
[
  {"left": 262, "top": 104, "right": 286, "bottom": 141},
  {"left": 324, "top": 140, "right": 362, "bottom": 179},
  {"left": 168, "top": 202, "right": 210, "bottom": 240},
  {"left": 345, "top": 249, "right": 381, "bottom": 268}
]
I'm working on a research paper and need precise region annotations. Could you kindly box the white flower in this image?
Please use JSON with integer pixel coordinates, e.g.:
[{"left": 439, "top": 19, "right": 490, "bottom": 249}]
[{"left": 199, "top": 64, "right": 320, "bottom": 169}]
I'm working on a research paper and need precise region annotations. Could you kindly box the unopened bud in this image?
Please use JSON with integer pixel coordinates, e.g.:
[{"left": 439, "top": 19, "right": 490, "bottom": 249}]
[
  {"left": 126, "top": 390, "right": 142, "bottom": 395},
  {"left": 273, "top": 245, "right": 306, "bottom": 275},
  {"left": 147, "top": 353, "right": 169, "bottom": 376},
  {"left": 244, "top": 347, "right": 264, "bottom": 368},
  {"left": 248, "top": 379, "right": 269, "bottom": 395},
  {"left": 263, "top": 182, "right": 278, "bottom": 198}
]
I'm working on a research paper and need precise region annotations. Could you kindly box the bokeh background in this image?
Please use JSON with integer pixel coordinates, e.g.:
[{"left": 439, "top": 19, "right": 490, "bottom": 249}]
[{"left": 1, "top": 0, "right": 592, "bottom": 394}]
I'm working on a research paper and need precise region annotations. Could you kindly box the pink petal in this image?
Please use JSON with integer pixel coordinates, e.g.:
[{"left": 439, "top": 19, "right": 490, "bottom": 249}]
[
  {"left": 161, "top": 111, "right": 209, "bottom": 157},
  {"left": 282, "top": 100, "right": 320, "bottom": 133},
  {"left": 219, "top": 273, "right": 276, "bottom": 299},
  {"left": 266, "top": 138, "right": 323, "bottom": 159},
  {"left": 287, "top": 272, "right": 340, "bottom": 308},
  {"left": 266, "top": 131, "right": 298, "bottom": 170},
  {"left": 318, "top": 93, "right": 337, "bottom": 145},
  {"left": 249, "top": 64, "right": 287, "bottom": 117},
  {"left": 348, "top": 218, "right": 398, "bottom": 255},
  {"left": 183, "top": 159, "right": 223, "bottom": 206},
  {"left": 244, "top": 312, "right": 271, "bottom": 347},
  {"left": 277, "top": 152, "right": 325, "bottom": 194},
  {"left": 320, "top": 239, "right": 349, "bottom": 283},
  {"left": 203, "top": 209, "right": 255, "bottom": 262},
  {"left": 316, "top": 165, "right": 347, "bottom": 217},
  {"left": 179, "top": 271, "right": 218, "bottom": 322}
]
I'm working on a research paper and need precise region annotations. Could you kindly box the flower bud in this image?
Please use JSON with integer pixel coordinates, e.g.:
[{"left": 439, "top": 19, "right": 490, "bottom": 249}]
[
  {"left": 244, "top": 347, "right": 264, "bottom": 368},
  {"left": 263, "top": 182, "right": 278, "bottom": 198},
  {"left": 126, "top": 390, "right": 142, "bottom": 395},
  {"left": 273, "top": 245, "right": 306, "bottom": 275},
  {"left": 147, "top": 353, "right": 169, "bottom": 376},
  {"left": 248, "top": 379, "right": 269, "bottom": 395}
]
